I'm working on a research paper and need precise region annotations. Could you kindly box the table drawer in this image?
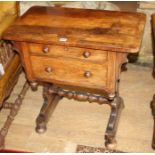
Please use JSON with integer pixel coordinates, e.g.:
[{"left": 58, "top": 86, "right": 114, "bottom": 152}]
[
  {"left": 29, "top": 43, "right": 107, "bottom": 63},
  {"left": 30, "top": 56, "right": 108, "bottom": 90}
]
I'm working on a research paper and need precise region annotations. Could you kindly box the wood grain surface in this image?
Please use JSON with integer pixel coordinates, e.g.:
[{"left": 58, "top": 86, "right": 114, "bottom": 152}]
[
  {"left": 30, "top": 55, "right": 108, "bottom": 91},
  {"left": 2, "top": 6, "right": 146, "bottom": 53}
]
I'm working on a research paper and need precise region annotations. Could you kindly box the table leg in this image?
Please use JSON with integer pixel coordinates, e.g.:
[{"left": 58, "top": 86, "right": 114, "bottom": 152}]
[
  {"left": 151, "top": 95, "right": 155, "bottom": 149},
  {"left": 37, "top": 86, "right": 124, "bottom": 149},
  {"left": 35, "top": 85, "right": 62, "bottom": 134},
  {"left": 105, "top": 96, "right": 124, "bottom": 149}
]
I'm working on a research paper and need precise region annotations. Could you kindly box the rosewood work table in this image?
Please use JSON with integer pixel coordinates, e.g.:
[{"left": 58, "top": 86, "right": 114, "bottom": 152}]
[{"left": 2, "top": 6, "right": 146, "bottom": 149}]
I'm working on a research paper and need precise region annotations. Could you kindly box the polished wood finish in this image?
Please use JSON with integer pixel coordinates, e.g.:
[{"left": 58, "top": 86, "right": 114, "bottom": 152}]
[
  {"left": 3, "top": 6, "right": 146, "bottom": 53},
  {"left": 29, "top": 43, "right": 107, "bottom": 63},
  {"left": 2, "top": 6, "right": 145, "bottom": 149},
  {"left": 30, "top": 55, "right": 108, "bottom": 91}
]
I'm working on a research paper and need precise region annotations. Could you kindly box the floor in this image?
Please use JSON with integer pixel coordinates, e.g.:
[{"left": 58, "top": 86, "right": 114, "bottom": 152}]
[{"left": 0, "top": 64, "right": 155, "bottom": 153}]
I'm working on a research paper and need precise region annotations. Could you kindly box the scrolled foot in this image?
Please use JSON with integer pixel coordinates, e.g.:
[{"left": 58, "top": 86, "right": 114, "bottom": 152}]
[
  {"left": 105, "top": 137, "right": 117, "bottom": 150},
  {"left": 36, "top": 125, "right": 47, "bottom": 134},
  {"left": 35, "top": 114, "right": 47, "bottom": 134}
]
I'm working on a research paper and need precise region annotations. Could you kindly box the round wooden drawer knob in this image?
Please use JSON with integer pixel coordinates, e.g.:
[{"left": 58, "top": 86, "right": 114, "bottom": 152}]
[
  {"left": 43, "top": 47, "right": 49, "bottom": 53},
  {"left": 45, "top": 67, "right": 52, "bottom": 73},
  {"left": 83, "top": 51, "right": 91, "bottom": 58},
  {"left": 84, "top": 71, "right": 92, "bottom": 78}
]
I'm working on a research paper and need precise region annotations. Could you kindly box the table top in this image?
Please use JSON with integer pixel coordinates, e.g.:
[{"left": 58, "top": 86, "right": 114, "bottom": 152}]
[{"left": 2, "top": 6, "right": 146, "bottom": 53}]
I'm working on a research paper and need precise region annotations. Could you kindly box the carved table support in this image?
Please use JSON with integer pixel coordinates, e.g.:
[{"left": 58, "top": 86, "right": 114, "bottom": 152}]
[
  {"left": 35, "top": 85, "right": 62, "bottom": 134},
  {"left": 0, "top": 81, "right": 29, "bottom": 149},
  {"left": 36, "top": 84, "right": 124, "bottom": 149},
  {"left": 151, "top": 95, "right": 155, "bottom": 149},
  {"left": 105, "top": 96, "right": 124, "bottom": 149}
]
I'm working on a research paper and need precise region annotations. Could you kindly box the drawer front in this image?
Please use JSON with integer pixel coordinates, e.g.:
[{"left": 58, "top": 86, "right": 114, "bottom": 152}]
[
  {"left": 30, "top": 56, "right": 108, "bottom": 90},
  {"left": 29, "top": 43, "right": 107, "bottom": 63}
]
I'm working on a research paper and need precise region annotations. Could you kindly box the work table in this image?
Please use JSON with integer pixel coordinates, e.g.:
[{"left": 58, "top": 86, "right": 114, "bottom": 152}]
[{"left": 2, "top": 6, "right": 146, "bottom": 149}]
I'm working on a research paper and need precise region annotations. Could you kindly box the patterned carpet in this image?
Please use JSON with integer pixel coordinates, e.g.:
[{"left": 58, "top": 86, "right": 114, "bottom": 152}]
[{"left": 76, "top": 145, "right": 124, "bottom": 153}]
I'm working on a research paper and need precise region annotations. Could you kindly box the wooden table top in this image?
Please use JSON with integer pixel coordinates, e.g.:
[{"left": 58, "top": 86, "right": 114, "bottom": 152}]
[{"left": 2, "top": 6, "right": 146, "bottom": 53}]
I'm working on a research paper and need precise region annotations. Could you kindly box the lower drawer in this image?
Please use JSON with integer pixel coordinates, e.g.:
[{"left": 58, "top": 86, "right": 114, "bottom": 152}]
[{"left": 30, "top": 56, "right": 108, "bottom": 90}]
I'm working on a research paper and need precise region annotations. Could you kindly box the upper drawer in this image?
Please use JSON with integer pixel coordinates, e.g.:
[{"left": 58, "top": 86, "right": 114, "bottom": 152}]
[{"left": 29, "top": 43, "right": 107, "bottom": 63}]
